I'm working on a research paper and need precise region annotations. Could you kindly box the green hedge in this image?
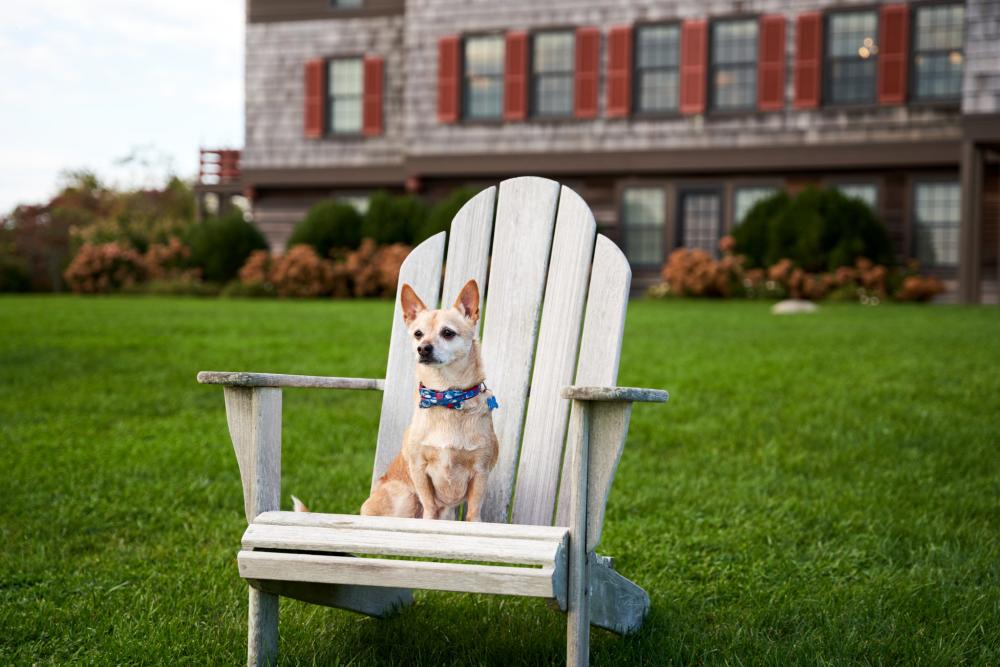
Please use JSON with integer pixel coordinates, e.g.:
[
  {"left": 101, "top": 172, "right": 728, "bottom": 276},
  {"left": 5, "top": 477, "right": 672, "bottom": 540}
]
[
  {"left": 184, "top": 212, "right": 268, "bottom": 283},
  {"left": 289, "top": 200, "right": 363, "bottom": 256},
  {"left": 733, "top": 187, "right": 894, "bottom": 271}
]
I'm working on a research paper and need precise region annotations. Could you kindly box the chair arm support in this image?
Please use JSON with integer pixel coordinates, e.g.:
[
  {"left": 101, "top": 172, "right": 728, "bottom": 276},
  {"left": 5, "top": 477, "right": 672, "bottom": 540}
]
[
  {"left": 560, "top": 385, "right": 668, "bottom": 403},
  {"left": 198, "top": 371, "right": 384, "bottom": 391}
]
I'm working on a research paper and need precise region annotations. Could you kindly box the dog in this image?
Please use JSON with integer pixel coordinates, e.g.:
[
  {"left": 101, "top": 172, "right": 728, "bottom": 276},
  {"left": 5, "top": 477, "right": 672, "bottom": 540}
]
[
  {"left": 360, "top": 279, "right": 499, "bottom": 521},
  {"left": 294, "top": 279, "right": 499, "bottom": 521}
]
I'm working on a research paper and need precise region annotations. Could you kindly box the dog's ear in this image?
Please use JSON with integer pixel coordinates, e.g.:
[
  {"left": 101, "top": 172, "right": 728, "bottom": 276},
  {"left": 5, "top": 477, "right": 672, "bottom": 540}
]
[
  {"left": 400, "top": 284, "right": 427, "bottom": 325},
  {"left": 453, "top": 279, "right": 480, "bottom": 323}
]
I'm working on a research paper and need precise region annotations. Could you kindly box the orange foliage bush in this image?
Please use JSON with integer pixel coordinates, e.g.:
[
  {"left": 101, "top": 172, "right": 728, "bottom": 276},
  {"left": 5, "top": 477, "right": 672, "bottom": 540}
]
[
  {"left": 342, "top": 239, "right": 411, "bottom": 297},
  {"left": 896, "top": 275, "right": 945, "bottom": 302},
  {"left": 238, "top": 249, "right": 272, "bottom": 285},
  {"left": 269, "top": 244, "right": 335, "bottom": 297},
  {"left": 63, "top": 242, "right": 147, "bottom": 293},
  {"left": 144, "top": 237, "right": 199, "bottom": 281}
]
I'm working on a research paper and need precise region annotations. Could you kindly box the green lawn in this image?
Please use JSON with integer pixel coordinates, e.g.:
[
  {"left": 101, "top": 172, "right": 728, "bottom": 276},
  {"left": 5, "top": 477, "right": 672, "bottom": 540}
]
[{"left": 1, "top": 296, "right": 998, "bottom": 665}]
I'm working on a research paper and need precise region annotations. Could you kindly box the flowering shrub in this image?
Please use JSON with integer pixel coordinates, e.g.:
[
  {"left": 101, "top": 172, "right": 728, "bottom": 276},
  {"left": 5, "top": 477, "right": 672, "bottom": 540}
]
[
  {"left": 343, "top": 239, "right": 411, "bottom": 297},
  {"left": 269, "top": 245, "right": 336, "bottom": 297},
  {"left": 237, "top": 249, "right": 272, "bottom": 286},
  {"left": 144, "top": 237, "right": 199, "bottom": 281},
  {"left": 63, "top": 242, "right": 147, "bottom": 293},
  {"left": 649, "top": 236, "right": 944, "bottom": 304}
]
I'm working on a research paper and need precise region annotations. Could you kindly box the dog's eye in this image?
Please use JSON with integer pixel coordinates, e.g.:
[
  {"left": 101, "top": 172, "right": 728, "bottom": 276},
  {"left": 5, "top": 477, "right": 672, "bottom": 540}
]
[
  {"left": 440, "top": 328, "right": 456, "bottom": 339},
  {"left": 414, "top": 330, "right": 423, "bottom": 340}
]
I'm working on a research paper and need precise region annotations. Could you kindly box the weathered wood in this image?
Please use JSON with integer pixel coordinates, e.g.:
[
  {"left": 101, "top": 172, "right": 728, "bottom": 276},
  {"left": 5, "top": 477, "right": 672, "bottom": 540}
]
[
  {"left": 561, "top": 386, "right": 669, "bottom": 403},
  {"left": 566, "top": 400, "right": 591, "bottom": 667},
  {"left": 480, "top": 176, "right": 562, "bottom": 523},
  {"left": 586, "top": 402, "right": 632, "bottom": 553},
  {"left": 440, "top": 185, "right": 496, "bottom": 318},
  {"left": 512, "top": 186, "right": 597, "bottom": 526},
  {"left": 248, "top": 584, "right": 278, "bottom": 667},
  {"left": 224, "top": 387, "right": 282, "bottom": 524},
  {"left": 555, "top": 236, "right": 631, "bottom": 529},
  {"left": 239, "top": 551, "right": 559, "bottom": 598},
  {"left": 242, "top": 523, "right": 563, "bottom": 565},
  {"left": 199, "top": 371, "right": 384, "bottom": 390},
  {"left": 373, "top": 232, "right": 446, "bottom": 486},
  {"left": 223, "top": 386, "right": 282, "bottom": 667},
  {"left": 254, "top": 510, "right": 568, "bottom": 541},
  {"left": 247, "top": 578, "right": 412, "bottom": 618},
  {"left": 587, "top": 553, "right": 649, "bottom": 636}
]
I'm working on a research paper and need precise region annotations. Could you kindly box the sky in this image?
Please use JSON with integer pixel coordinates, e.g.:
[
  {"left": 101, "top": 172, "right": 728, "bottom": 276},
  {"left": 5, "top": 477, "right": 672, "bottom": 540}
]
[{"left": 0, "top": 0, "right": 244, "bottom": 213}]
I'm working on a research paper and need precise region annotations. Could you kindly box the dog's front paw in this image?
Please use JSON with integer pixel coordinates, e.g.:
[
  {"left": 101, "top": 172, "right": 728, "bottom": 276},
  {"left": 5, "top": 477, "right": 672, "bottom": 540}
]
[{"left": 421, "top": 505, "right": 440, "bottom": 520}]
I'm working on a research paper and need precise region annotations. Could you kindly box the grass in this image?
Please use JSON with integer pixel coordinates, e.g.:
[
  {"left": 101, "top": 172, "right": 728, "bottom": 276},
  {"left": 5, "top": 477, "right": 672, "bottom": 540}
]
[{"left": 1, "top": 295, "right": 998, "bottom": 665}]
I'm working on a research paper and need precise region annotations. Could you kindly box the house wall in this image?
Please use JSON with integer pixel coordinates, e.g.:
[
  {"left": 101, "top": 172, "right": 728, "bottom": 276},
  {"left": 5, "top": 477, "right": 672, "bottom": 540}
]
[{"left": 963, "top": 0, "right": 1000, "bottom": 114}]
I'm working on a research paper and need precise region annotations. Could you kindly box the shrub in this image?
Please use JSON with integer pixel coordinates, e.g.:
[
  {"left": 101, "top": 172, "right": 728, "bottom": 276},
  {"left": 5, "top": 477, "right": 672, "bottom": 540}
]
[
  {"left": 362, "top": 191, "right": 427, "bottom": 245},
  {"left": 121, "top": 278, "right": 221, "bottom": 297},
  {"left": 0, "top": 246, "right": 31, "bottom": 292},
  {"left": 144, "top": 237, "right": 199, "bottom": 281},
  {"left": 220, "top": 280, "right": 277, "bottom": 298},
  {"left": 734, "top": 187, "right": 893, "bottom": 272},
  {"left": 417, "top": 187, "right": 477, "bottom": 243},
  {"left": 289, "top": 200, "right": 363, "bottom": 255},
  {"left": 896, "top": 275, "right": 945, "bottom": 302},
  {"left": 237, "top": 249, "right": 272, "bottom": 286},
  {"left": 660, "top": 248, "right": 742, "bottom": 297},
  {"left": 342, "top": 239, "right": 411, "bottom": 297},
  {"left": 63, "top": 242, "right": 147, "bottom": 293},
  {"left": 269, "top": 245, "right": 336, "bottom": 297},
  {"left": 184, "top": 211, "right": 268, "bottom": 283}
]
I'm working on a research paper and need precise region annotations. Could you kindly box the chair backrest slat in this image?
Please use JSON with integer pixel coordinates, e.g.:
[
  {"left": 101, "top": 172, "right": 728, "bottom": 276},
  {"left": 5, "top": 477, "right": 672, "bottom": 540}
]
[
  {"left": 478, "top": 177, "right": 562, "bottom": 523},
  {"left": 372, "top": 232, "right": 446, "bottom": 487},
  {"left": 554, "top": 235, "right": 631, "bottom": 529},
  {"left": 440, "top": 186, "right": 496, "bottom": 314},
  {"left": 510, "top": 186, "right": 597, "bottom": 526}
]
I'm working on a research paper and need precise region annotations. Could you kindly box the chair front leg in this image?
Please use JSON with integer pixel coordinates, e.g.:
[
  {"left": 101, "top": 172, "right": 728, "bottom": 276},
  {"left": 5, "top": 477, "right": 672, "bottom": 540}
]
[
  {"left": 566, "top": 400, "right": 591, "bottom": 667},
  {"left": 248, "top": 587, "right": 278, "bottom": 667}
]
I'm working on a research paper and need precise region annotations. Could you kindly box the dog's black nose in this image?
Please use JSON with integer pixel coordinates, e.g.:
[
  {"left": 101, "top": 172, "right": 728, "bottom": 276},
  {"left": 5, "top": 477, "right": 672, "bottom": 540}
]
[{"left": 418, "top": 343, "right": 434, "bottom": 357}]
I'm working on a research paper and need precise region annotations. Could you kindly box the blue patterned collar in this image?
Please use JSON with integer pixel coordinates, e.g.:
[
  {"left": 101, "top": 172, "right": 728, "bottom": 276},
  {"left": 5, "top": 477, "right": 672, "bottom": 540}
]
[{"left": 418, "top": 382, "right": 499, "bottom": 411}]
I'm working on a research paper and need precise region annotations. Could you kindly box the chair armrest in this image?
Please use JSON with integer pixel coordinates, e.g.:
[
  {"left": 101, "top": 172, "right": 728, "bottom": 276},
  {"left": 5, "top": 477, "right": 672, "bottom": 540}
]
[
  {"left": 197, "top": 371, "right": 384, "bottom": 391},
  {"left": 560, "top": 385, "right": 668, "bottom": 403}
]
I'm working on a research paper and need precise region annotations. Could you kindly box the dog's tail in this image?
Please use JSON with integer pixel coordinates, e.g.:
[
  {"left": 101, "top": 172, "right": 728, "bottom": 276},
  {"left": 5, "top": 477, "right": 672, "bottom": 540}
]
[{"left": 291, "top": 495, "right": 310, "bottom": 513}]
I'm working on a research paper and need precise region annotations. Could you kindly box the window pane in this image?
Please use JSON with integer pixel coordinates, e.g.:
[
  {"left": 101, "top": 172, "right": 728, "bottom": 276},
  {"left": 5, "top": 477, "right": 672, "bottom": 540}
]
[
  {"left": 331, "top": 97, "right": 362, "bottom": 133},
  {"left": 682, "top": 193, "right": 721, "bottom": 255},
  {"left": 913, "top": 182, "right": 960, "bottom": 268},
  {"left": 638, "top": 70, "right": 679, "bottom": 112},
  {"left": 733, "top": 187, "right": 778, "bottom": 225},
  {"left": 534, "top": 32, "right": 574, "bottom": 73},
  {"left": 622, "top": 188, "right": 665, "bottom": 265},
  {"left": 915, "top": 5, "right": 964, "bottom": 51},
  {"left": 330, "top": 59, "right": 363, "bottom": 96},
  {"left": 637, "top": 25, "right": 680, "bottom": 68},
  {"left": 913, "top": 4, "right": 965, "bottom": 102},
  {"left": 464, "top": 35, "right": 504, "bottom": 119},
  {"left": 836, "top": 183, "right": 878, "bottom": 208},
  {"left": 712, "top": 20, "right": 757, "bottom": 110},
  {"left": 534, "top": 74, "right": 573, "bottom": 116},
  {"left": 827, "top": 11, "right": 878, "bottom": 104},
  {"left": 465, "top": 35, "right": 504, "bottom": 75},
  {"left": 712, "top": 20, "right": 758, "bottom": 65}
]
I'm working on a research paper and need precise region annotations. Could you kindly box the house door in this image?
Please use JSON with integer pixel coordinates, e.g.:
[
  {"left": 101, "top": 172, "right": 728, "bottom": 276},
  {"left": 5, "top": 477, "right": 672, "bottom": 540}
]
[{"left": 678, "top": 189, "right": 723, "bottom": 256}]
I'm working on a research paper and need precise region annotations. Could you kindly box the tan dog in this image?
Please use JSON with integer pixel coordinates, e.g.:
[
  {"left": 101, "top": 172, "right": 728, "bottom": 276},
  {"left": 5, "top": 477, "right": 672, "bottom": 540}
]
[{"left": 360, "top": 279, "right": 499, "bottom": 521}]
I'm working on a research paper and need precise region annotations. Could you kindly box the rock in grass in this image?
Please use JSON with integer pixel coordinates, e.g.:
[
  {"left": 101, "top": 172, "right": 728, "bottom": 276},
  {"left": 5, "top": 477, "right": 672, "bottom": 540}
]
[{"left": 771, "top": 299, "right": 818, "bottom": 315}]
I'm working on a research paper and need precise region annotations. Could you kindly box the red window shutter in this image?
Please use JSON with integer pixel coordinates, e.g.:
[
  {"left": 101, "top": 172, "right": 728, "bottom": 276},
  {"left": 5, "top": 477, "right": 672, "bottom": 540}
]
[
  {"left": 606, "top": 25, "right": 633, "bottom": 118},
  {"left": 504, "top": 31, "right": 528, "bottom": 121},
  {"left": 437, "top": 35, "right": 460, "bottom": 123},
  {"left": 878, "top": 4, "right": 909, "bottom": 104},
  {"left": 304, "top": 58, "right": 325, "bottom": 138},
  {"left": 793, "top": 12, "right": 822, "bottom": 109},
  {"left": 679, "top": 20, "right": 707, "bottom": 115},
  {"left": 574, "top": 27, "right": 600, "bottom": 119},
  {"left": 362, "top": 56, "right": 384, "bottom": 136},
  {"left": 757, "top": 15, "right": 786, "bottom": 111}
]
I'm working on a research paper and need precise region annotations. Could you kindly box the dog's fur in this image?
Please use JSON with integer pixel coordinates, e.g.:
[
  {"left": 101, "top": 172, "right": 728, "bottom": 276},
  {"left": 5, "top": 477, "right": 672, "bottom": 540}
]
[{"left": 360, "top": 279, "right": 499, "bottom": 521}]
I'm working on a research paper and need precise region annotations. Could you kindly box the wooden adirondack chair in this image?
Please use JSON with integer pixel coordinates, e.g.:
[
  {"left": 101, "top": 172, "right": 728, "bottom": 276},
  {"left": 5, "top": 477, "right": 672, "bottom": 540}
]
[{"left": 197, "top": 177, "right": 668, "bottom": 666}]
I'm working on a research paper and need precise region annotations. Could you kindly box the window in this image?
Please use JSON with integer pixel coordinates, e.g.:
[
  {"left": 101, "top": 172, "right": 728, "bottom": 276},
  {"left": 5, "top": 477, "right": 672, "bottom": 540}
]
[
  {"left": 913, "top": 4, "right": 965, "bottom": 101},
  {"left": 635, "top": 24, "right": 681, "bottom": 113},
  {"left": 733, "top": 186, "right": 778, "bottom": 226},
  {"left": 835, "top": 183, "right": 878, "bottom": 209},
  {"left": 622, "top": 188, "right": 665, "bottom": 266},
  {"left": 463, "top": 36, "right": 505, "bottom": 119},
  {"left": 331, "top": 0, "right": 362, "bottom": 7},
  {"left": 826, "top": 10, "right": 879, "bottom": 104},
  {"left": 532, "top": 31, "right": 575, "bottom": 117},
  {"left": 328, "top": 58, "right": 363, "bottom": 134},
  {"left": 680, "top": 191, "right": 722, "bottom": 255},
  {"left": 913, "top": 182, "right": 960, "bottom": 268},
  {"left": 711, "top": 19, "right": 758, "bottom": 111}
]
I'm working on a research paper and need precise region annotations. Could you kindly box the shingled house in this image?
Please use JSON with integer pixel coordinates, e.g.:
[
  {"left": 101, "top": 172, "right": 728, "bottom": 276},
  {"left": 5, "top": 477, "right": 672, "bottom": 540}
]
[{"left": 217, "top": 0, "right": 1000, "bottom": 302}]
